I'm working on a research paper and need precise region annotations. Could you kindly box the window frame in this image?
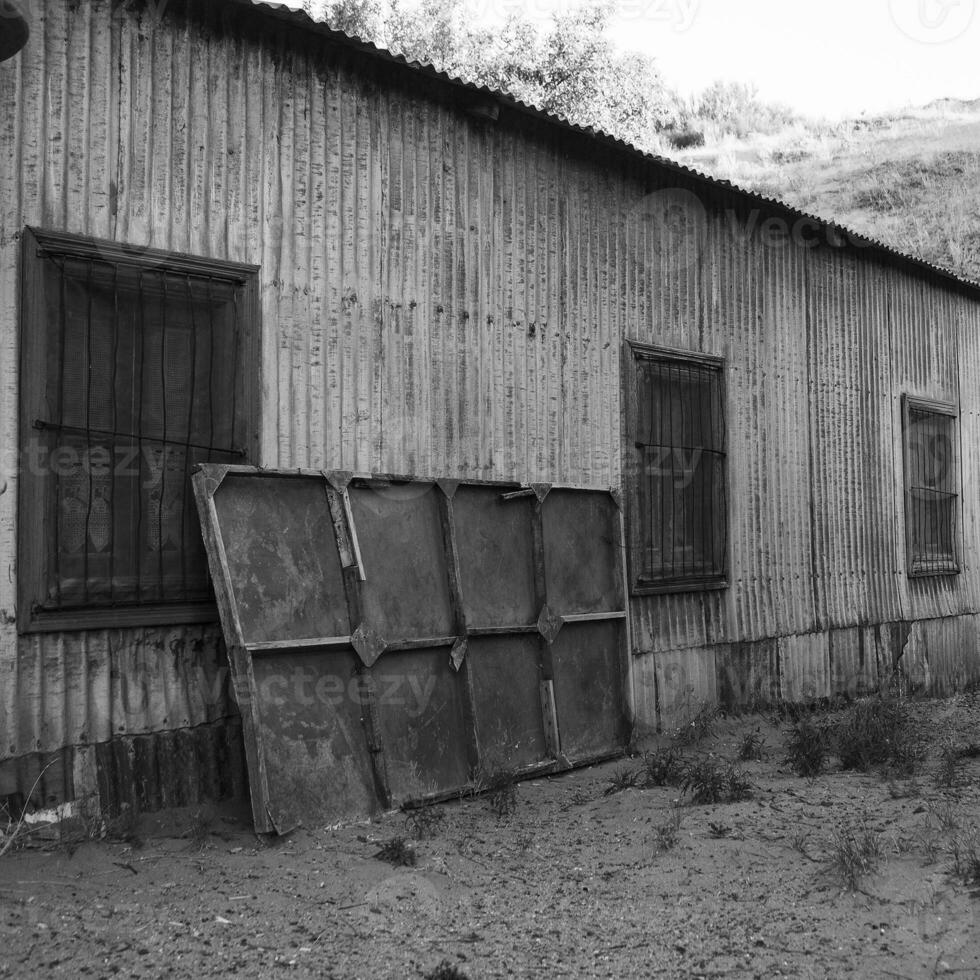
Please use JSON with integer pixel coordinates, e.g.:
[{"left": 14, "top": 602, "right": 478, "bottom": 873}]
[
  {"left": 624, "top": 340, "right": 728, "bottom": 596},
  {"left": 18, "top": 227, "right": 261, "bottom": 633},
  {"left": 901, "top": 393, "right": 961, "bottom": 579}
]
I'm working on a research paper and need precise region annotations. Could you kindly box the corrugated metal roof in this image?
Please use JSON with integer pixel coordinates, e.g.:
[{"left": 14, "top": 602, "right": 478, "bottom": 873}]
[{"left": 228, "top": 0, "right": 980, "bottom": 300}]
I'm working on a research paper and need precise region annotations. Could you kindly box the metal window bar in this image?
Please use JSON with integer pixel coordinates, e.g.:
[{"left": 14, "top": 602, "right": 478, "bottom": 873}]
[
  {"left": 43, "top": 257, "right": 245, "bottom": 611},
  {"left": 636, "top": 357, "right": 726, "bottom": 586},
  {"left": 179, "top": 274, "right": 199, "bottom": 601},
  {"left": 158, "top": 272, "right": 168, "bottom": 601},
  {"left": 906, "top": 406, "right": 957, "bottom": 574},
  {"left": 110, "top": 263, "right": 120, "bottom": 604},
  {"left": 83, "top": 259, "right": 94, "bottom": 605}
]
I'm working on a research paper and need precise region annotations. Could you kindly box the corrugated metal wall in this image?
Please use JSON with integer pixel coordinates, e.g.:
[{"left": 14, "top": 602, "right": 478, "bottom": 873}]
[{"left": 3, "top": 0, "right": 980, "bottom": 808}]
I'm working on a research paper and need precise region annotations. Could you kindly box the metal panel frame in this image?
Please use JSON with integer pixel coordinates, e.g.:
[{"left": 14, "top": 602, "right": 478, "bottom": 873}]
[{"left": 193, "top": 465, "right": 632, "bottom": 832}]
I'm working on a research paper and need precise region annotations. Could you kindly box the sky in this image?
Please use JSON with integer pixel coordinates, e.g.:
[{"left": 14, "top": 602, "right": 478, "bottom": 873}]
[{"left": 286, "top": 0, "right": 980, "bottom": 119}]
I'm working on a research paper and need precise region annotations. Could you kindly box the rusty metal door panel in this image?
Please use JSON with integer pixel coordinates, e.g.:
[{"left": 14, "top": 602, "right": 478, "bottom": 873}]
[
  {"left": 213, "top": 474, "right": 350, "bottom": 644},
  {"left": 542, "top": 490, "right": 621, "bottom": 615},
  {"left": 372, "top": 648, "right": 472, "bottom": 801},
  {"left": 551, "top": 621, "right": 628, "bottom": 762},
  {"left": 194, "top": 466, "right": 631, "bottom": 832},
  {"left": 251, "top": 650, "right": 379, "bottom": 828},
  {"left": 348, "top": 483, "right": 456, "bottom": 639},
  {"left": 467, "top": 636, "right": 548, "bottom": 770},
  {"left": 453, "top": 486, "right": 537, "bottom": 628}
]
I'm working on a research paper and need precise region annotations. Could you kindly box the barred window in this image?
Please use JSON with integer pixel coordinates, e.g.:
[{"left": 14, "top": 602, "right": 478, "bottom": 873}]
[
  {"left": 19, "top": 229, "right": 259, "bottom": 632},
  {"left": 625, "top": 342, "right": 727, "bottom": 594},
  {"left": 903, "top": 396, "right": 959, "bottom": 577}
]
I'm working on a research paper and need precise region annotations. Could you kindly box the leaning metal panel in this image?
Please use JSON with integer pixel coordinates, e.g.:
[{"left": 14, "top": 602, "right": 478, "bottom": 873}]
[
  {"left": 453, "top": 486, "right": 537, "bottom": 628},
  {"left": 348, "top": 482, "right": 456, "bottom": 640},
  {"left": 542, "top": 490, "right": 622, "bottom": 615},
  {"left": 194, "top": 465, "right": 630, "bottom": 833},
  {"left": 209, "top": 473, "right": 350, "bottom": 645},
  {"left": 467, "top": 635, "right": 549, "bottom": 771},
  {"left": 550, "top": 621, "right": 629, "bottom": 763}
]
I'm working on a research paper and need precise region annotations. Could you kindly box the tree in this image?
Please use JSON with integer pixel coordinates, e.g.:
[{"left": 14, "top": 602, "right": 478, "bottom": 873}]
[{"left": 306, "top": 0, "right": 682, "bottom": 152}]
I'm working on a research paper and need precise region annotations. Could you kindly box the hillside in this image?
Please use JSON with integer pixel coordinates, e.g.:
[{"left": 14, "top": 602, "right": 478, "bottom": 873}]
[{"left": 671, "top": 99, "right": 980, "bottom": 283}]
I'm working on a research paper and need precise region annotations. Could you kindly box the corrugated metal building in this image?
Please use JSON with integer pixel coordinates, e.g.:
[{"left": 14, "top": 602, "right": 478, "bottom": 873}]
[{"left": 2, "top": 0, "right": 980, "bottom": 819}]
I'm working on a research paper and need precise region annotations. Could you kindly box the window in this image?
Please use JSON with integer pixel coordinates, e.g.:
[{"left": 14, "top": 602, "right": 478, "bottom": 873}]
[
  {"left": 19, "top": 229, "right": 259, "bottom": 631},
  {"left": 625, "top": 342, "right": 727, "bottom": 594},
  {"left": 903, "top": 395, "right": 959, "bottom": 577}
]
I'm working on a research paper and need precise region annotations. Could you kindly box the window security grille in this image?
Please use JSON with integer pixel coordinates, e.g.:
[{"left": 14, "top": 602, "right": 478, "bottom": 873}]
[
  {"left": 903, "top": 397, "right": 959, "bottom": 577},
  {"left": 627, "top": 344, "right": 727, "bottom": 594},
  {"left": 19, "top": 230, "right": 258, "bottom": 631}
]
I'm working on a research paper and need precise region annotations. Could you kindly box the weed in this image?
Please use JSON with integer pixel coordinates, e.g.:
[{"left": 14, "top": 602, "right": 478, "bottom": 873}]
[
  {"left": 654, "top": 807, "right": 683, "bottom": 852},
  {"left": 103, "top": 803, "right": 143, "bottom": 848},
  {"left": 680, "top": 758, "right": 727, "bottom": 804},
  {"left": 828, "top": 821, "right": 885, "bottom": 891},
  {"left": 603, "top": 766, "right": 641, "bottom": 796},
  {"left": 680, "top": 759, "right": 752, "bottom": 805},
  {"left": 738, "top": 729, "right": 767, "bottom": 762},
  {"left": 916, "top": 817, "right": 944, "bottom": 865},
  {"left": 935, "top": 740, "right": 964, "bottom": 789},
  {"left": 709, "top": 821, "right": 732, "bottom": 838},
  {"left": 479, "top": 768, "right": 518, "bottom": 818},
  {"left": 0, "top": 763, "right": 55, "bottom": 858},
  {"left": 181, "top": 808, "right": 215, "bottom": 849},
  {"left": 373, "top": 836, "right": 417, "bottom": 867},
  {"left": 957, "top": 742, "right": 980, "bottom": 759},
  {"left": 835, "top": 696, "right": 924, "bottom": 775},
  {"left": 424, "top": 960, "right": 469, "bottom": 980},
  {"left": 947, "top": 828, "right": 980, "bottom": 886},
  {"left": 725, "top": 764, "right": 753, "bottom": 802},
  {"left": 404, "top": 806, "right": 446, "bottom": 841},
  {"left": 785, "top": 718, "right": 831, "bottom": 777},
  {"left": 930, "top": 801, "right": 960, "bottom": 833},
  {"left": 791, "top": 831, "right": 813, "bottom": 859},
  {"left": 642, "top": 747, "right": 684, "bottom": 788},
  {"left": 673, "top": 704, "right": 720, "bottom": 746}
]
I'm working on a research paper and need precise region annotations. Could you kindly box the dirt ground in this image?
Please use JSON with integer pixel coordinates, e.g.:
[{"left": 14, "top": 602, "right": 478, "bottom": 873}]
[{"left": 4, "top": 696, "right": 980, "bottom": 980}]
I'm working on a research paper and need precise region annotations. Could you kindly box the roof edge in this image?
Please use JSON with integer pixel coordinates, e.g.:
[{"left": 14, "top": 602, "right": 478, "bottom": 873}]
[{"left": 223, "top": 0, "right": 980, "bottom": 300}]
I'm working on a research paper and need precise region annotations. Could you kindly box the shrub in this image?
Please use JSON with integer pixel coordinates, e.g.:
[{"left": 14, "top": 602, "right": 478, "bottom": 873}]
[
  {"left": 785, "top": 718, "right": 831, "bottom": 777},
  {"left": 604, "top": 765, "right": 641, "bottom": 796},
  {"left": 404, "top": 806, "right": 446, "bottom": 840},
  {"left": 373, "top": 836, "right": 417, "bottom": 867},
  {"left": 681, "top": 759, "right": 752, "bottom": 805},
  {"left": 935, "top": 740, "right": 964, "bottom": 789},
  {"left": 655, "top": 806, "right": 683, "bottom": 852},
  {"left": 947, "top": 828, "right": 980, "bottom": 886},
  {"left": 829, "top": 821, "right": 884, "bottom": 890},
  {"left": 673, "top": 704, "right": 720, "bottom": 746},
  {"left": 738, "top": 729, "right": 767, "bottom": 762},
  {"left": 666, "top": 128, "right": 705, "bottom": 150},
  {"left": 480, "top": 768, "right": 518, "bottom": 818},
  {"left": 835, "top": 697, "right": 923, "bottom": 775},
  {"left": 642, "top": 747, "right": 684, "bottom": 788}
]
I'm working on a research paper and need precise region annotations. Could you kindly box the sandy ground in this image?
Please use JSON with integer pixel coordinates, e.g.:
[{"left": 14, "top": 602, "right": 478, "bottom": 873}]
[{"left": 3, "top": 697, "right": 980, "bottom": 980}]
